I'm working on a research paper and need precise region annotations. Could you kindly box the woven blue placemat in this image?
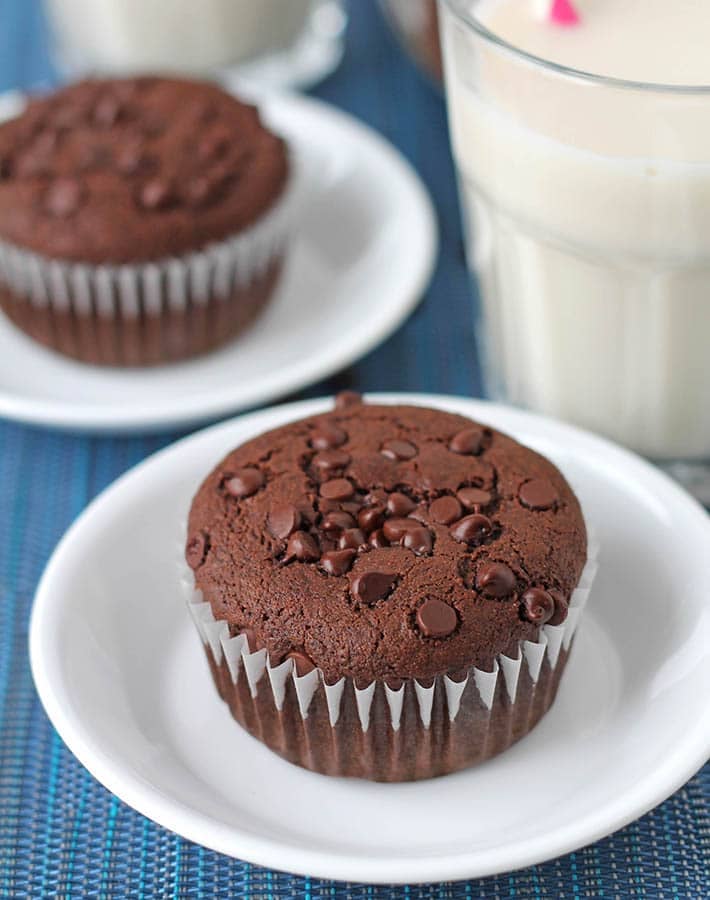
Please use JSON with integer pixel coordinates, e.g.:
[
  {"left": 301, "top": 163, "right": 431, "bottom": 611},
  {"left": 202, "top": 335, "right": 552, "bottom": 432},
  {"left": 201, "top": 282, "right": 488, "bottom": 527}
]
[{"left": 0, "top": 1, "right": 708, "bottom": 896}]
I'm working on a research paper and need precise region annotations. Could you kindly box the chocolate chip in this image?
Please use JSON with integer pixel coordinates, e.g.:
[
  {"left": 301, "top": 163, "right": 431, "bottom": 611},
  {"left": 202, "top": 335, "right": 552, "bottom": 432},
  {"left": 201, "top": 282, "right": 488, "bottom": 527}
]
[
  {"left": 139, "top": 178, "right": 176, "bottom": 210},
  {"left": 402, "top": 526, "right": 432, "bottom": 556},
  {"left": 267, "top": 504, "right": 300, "bottom": 539},
  {"left": 335, "top": 390, "right": 362, "bottom": 409},
  {"left": 198, "top": 130, "right": 230, "bottom": 162},
  {"left": 320, "top": 548, "right": 356, "bottom": 576},
  {"left": 449, "top": 427, "right": 485, "bottom": 455},
  {"left": 369, "top": 529, "right": 389, "bottom": 549},
  {"left": 339, "top": 528, "right": 367, "bottom": 550},
  {"left": 381, "top": 440, "right": 418, "bottom": 461},
  {"left": 312, "top": 449, "right": 350, "bottom": 473},
  {"left": 44, "top": 178, "right": 84, "bottom": 218},
  {"left": 116, "top": 141, "right": 153, "bottom": 175},
  {"left": 310, "top": 423, "right": 347, "bottom": 450},
  {"left": 0, "top": 155, "right": 11, "bottom": 180},
  {"left": 184, "top": 175, "right": 219, "bottom": 207},
  {"left": 450, "top": 514, "right": 493, "bottom": 545},
  {"left": 296, "top": 501, "right": 318, "bottom": 525},
  {"left": 386, "top": 493, "right": 416, "bottom": 516},
  {"left": 138, "top": 113, "right": 166, "bottom": 138},
  {"left": 358, "top": 505, "right": 385, "bottom": 533},
  {"left": 225, "top": 467, "right": 264, "bottom": 498},
  {"left": 78, "top": 143, "right": 112, "bottom": 171},
  {"left": 208, "top": 159, "right": 239, "bottom": 187},
  {"left": 320, "top": 478, "right": 354, "bottom": 501},
  {"left": 429, "top": 496, "right": 462, "bottom": 525},
  {"left": 188, "top": 100, "right": 218, "bottom": 124},
  {"left": 186, "top": 531, "right": 208, "bottom": 570},
  {"left": 548, "top": 589, "right": 569, "bottom": 625},
  {"left": 475, "top": 562, "right": 516, "bottom": 598},
  {"left": 201, "top": 105, "right": 219, "bottom": 124},
  {"left": 416, "top": 598, "right": 458, "bottom": 638},
  {"left": 519, "top": 479, "right": 557, "bottom": 511},
  {"left": 287, "top": 650, "right": 316, "bottom": 676},
  {"left": 457, "top": 487, "right": 492, "bottom": 510},
  {"left": 383, "top": 517, "right": 421, "bottom": 542},
  {"left": 93, "top": 95, "right": 122, "bottom": 127},
  {"left": 322, "top": 510, "right": 356, "bottom": 533},
  {"left": 521, "top": 588, "right": 555, "bottom": 625},
  {"left": 351, "top": 570, "right": 397, "bottom": 604},
  {"left": 285, "top": 530, "right": 319, "bottom": 562}
]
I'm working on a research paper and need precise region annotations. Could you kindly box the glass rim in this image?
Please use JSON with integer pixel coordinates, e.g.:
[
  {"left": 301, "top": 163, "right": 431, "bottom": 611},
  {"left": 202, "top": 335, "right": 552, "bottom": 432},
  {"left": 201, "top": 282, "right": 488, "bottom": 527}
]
[{"left": 440, "top": 0, "right": 710, "bottom": 94}]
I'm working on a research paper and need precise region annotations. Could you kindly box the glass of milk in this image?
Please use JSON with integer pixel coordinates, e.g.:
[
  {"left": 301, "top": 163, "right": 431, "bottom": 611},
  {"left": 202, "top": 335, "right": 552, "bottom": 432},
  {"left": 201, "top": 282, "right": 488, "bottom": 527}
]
[
  {"left": 44, "top": 0, "right": 347, "bottom": 90},
  {"left": 440, "top": 0, "right": 710, "bottom": 492}
]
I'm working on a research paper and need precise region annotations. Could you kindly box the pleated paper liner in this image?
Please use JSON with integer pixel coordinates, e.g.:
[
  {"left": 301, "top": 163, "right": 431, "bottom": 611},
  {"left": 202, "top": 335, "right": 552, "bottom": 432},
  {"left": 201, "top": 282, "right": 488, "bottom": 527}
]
[
  {"left": 181, "top": 531, "right": 599, "bottom": 782},
  {"left": 0, "top": 155, "right": 301, "bottom": 366}
]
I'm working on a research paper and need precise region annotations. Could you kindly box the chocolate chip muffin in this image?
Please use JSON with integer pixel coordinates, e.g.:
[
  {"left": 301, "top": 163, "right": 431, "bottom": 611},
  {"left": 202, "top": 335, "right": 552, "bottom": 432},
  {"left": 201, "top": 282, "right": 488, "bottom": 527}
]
[
  {"left": 0, "top": 76, "right": 294, "bottom": 365},
  {"left": 184, "top": 395, "right": 596, "bottom": 781}
]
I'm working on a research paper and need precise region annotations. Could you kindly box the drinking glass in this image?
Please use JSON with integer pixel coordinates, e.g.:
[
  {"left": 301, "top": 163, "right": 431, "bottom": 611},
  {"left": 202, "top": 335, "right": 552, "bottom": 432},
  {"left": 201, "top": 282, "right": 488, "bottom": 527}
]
[
  {"left": 439, "top": 0, "right": 710, "bottom": 499},
  {"left": 44, "top": 0, "right": 347, "bottom": 91}
]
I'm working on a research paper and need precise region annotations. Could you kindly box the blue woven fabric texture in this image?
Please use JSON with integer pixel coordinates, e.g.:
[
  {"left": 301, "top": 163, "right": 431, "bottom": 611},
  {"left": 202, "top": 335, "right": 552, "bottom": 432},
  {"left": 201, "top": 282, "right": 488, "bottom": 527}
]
[{"left": 0, "top": 1, "right": 708, "bottom": 897}]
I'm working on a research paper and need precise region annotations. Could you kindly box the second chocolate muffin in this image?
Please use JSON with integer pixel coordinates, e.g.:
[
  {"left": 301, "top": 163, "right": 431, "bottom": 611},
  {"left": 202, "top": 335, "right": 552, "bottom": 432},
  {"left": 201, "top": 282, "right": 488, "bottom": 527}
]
[
  {"left": 0, "top": 76, "right": 294, "bottom": 365},
  {"left": 184, "top": 395, "right": 595, "bottom": 781}
]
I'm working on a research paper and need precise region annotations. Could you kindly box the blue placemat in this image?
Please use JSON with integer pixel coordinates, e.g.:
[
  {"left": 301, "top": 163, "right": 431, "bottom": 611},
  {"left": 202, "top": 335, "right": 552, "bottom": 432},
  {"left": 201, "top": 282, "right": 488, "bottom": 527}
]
[{"left": 0, "top": 1, "right": 708, "bottom": 896}]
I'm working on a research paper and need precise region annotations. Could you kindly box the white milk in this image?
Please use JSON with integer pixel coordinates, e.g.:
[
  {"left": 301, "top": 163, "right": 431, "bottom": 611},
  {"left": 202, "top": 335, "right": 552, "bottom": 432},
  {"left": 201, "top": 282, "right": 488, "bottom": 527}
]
[
  {"left": 45, "top": 0, "right": 313, "bottom": 73},
  {"left": 441, "top": 0, "right": 710, "bottom": 459}
]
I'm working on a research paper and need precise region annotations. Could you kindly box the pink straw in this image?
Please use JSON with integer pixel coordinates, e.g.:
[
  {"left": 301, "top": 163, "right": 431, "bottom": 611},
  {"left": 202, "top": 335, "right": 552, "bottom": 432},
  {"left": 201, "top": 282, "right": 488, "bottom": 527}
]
[{"left": 549, "top": 0, "right": 580, "bottom": 26}]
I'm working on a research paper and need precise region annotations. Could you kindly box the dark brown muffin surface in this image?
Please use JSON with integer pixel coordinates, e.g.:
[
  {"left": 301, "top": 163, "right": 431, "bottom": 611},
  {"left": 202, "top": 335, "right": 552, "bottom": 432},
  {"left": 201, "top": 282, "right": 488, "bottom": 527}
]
[
  {"left": 186, "top": 397, "right": 587, "bottom": 685},
  {"left": 0, "top": 76, "right": 289, "bottom": 264}
]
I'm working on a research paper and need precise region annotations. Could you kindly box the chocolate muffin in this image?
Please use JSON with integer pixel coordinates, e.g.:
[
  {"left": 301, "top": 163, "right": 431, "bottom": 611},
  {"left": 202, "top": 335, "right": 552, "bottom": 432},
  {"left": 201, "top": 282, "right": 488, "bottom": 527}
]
[
  {"left": 0, "top": 76, "right": 294, "bottom": 365},
  {"left": 184, "top": 395, "right": 596, "bottom": 781}
]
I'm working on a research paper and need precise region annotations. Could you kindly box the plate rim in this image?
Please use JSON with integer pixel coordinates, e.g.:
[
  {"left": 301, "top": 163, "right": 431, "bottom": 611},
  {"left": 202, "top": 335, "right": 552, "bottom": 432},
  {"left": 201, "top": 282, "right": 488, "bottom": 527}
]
[
  {"left": 29, "top": 393, "right": 710, "bottom": 883},
  {"left": 0, "top": 94, "right": 437, "bottom": 433}
]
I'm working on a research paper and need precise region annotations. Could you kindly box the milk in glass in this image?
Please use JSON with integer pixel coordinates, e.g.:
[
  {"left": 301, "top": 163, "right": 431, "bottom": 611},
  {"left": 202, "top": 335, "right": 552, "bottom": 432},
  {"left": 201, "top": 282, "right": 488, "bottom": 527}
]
[{"left": 441, "top": 0, "right": 710, "bottom": 459}]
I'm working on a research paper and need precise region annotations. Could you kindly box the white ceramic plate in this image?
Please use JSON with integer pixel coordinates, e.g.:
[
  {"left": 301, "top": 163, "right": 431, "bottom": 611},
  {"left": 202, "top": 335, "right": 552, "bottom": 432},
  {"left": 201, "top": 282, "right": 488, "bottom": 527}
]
[
  {"left": 0, "top": 94, "right": 436, "bottom": 433},
  {"left": 29, "top": 394, "right": 710, "bottom": 883}
]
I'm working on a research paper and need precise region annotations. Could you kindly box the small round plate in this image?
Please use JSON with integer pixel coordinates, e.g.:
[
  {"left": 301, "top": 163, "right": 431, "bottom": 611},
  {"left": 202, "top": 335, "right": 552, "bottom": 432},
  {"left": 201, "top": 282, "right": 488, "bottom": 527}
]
[
  {"left": 29, "top": 394, "right": 710, "bottom": 883},
  {"left": 0, "top": 94, "right": 436, "bottom": 433}
]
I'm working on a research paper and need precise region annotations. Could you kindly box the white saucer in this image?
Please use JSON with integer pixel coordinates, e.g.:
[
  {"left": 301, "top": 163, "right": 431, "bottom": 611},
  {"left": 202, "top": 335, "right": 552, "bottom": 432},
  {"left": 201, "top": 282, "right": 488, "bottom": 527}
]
[
  {"left": 0, "top": 94, "right": 436, "bottom": 433},
  {"left": 29, "top": 394, "right": 710, "bottom": 883}
]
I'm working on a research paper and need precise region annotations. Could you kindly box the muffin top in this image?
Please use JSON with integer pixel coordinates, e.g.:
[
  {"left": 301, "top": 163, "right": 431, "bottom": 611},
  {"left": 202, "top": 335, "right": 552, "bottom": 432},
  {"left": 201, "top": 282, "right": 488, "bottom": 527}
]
[
  {"left": 186, "top": 396, "right": 587, "bottom": 684},
  {"left": 0, "top": 77, "right": 289, "bottom": 264}
]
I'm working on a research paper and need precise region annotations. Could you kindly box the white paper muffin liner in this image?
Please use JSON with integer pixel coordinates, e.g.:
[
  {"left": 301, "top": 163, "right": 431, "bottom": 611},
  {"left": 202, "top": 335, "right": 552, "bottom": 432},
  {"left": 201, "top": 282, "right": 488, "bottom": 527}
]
[{"left": 179, "top": 522, "right": 599, "bottom": 780}]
